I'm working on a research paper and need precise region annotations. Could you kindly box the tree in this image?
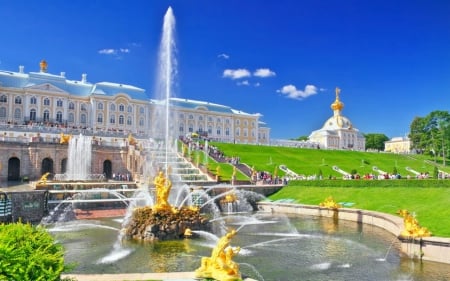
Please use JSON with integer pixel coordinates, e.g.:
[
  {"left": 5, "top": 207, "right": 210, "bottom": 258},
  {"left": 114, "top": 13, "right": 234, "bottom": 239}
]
[
  {"left": 364, "top": 133, "right": 389, "bottom": 151},
  {"left": 410, "top": 110, "right": 450, "bottom": 164},
  {"left": 291, "top": 136, "right": 309, "bottom": 141}
]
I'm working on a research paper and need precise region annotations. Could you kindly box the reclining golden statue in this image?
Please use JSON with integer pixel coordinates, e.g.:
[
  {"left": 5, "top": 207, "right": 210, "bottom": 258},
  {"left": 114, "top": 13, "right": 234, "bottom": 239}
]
[{"left": 195, "top": 229, "right": 242, "bottom": 281}]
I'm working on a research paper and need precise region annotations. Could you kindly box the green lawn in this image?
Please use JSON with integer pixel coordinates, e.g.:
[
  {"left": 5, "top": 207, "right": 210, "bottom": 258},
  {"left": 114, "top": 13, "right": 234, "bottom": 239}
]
[
  {"left": 207, "top": 142, "right": 450, "bottom": 238},
  {"left": 269, "top": 185, "right": 450, "bottom": 237}
]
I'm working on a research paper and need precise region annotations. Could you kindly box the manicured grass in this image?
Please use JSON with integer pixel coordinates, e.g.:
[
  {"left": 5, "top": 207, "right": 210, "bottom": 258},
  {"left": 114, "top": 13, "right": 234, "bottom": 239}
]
[
  {"left": 210, "top": 142, "right": 449, "bottom": 178},
  {"left": 269, "top": 185, "right": 450, "bottom": 237},
  {"left": 208, "top": 142, "right": 450, "bottom": 237}
]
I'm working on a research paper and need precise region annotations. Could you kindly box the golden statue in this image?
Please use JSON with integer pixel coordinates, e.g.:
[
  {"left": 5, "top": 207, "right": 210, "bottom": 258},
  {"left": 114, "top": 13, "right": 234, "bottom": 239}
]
[
  {"left": 397, "top": 209, "right": 431, "bottom": 238},
  {"left": 195, "top": 229, "right": 241, "bottom": 281},
  {"left": 319, "top": 196, "right": 341, "bottom": 209},
  {"left": 39, "top": 172, "right": 51, "bottom": 184},
  {"left": 127, "top": 134, "right": 137, "bottom": 146},
  {"left": 153, "top": 171, "right": 173, "bottom": 212},
  {"left": 59, "top": 133, "right": 71, "bottom": 144}
]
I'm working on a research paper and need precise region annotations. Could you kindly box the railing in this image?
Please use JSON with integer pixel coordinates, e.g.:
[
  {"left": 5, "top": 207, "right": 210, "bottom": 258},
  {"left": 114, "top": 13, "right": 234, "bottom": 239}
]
[{"left": 0, "top": 192, "right": 12, "bottom": 217}]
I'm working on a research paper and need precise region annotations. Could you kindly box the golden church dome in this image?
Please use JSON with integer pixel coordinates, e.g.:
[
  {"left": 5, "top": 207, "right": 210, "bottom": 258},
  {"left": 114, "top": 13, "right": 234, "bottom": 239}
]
[{"left": 331, "top": 87, "right": 344, "bottom": 111}]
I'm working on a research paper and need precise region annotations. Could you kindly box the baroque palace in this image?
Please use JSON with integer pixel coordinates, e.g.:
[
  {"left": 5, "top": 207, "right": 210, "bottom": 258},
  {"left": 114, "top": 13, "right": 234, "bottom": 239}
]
[{"left": 0, "top": 60, "right": 270, "bottom": 182}]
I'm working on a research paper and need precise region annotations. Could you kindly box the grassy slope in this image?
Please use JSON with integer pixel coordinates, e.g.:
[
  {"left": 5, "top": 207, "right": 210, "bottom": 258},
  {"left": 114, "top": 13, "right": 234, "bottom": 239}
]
[
  {"left": 210, "top": 142, "right": 450, "bottom": 178},
  {"left": 210, "top": 142, "right": 450, "bottom": 237}
]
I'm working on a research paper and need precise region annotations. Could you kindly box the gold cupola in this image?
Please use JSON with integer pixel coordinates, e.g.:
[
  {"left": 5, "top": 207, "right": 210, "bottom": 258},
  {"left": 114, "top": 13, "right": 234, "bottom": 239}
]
[
  {"left": 40, "top": 60, "right": 48, "bottom": 73},
  {"left": 331, "top": 87, "right": 344, "bottom": 111}
]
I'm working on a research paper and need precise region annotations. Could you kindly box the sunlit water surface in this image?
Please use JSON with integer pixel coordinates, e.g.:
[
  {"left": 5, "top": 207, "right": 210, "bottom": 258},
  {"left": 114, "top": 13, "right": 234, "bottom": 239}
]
[{"left": 49, "top": 213, "right": 450, "bottom": 281}]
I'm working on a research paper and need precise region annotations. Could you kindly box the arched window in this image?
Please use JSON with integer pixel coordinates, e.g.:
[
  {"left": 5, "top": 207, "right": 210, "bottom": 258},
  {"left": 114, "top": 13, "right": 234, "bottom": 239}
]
[
  {"left": 216, "top": 127, "right": 221, "bottom": 135},
  {"left": 43, "top": 98, "right": 50, "bottom": 106},
  {"left": 68, "top": 113, "right": 74, "bottom": 123},
  {"left": 0, "top": 95, "right": 7, "bottom": 103},
  {"left": 127, "top": 116, "right": 132, "bottom": 125},
  {"left": 97, "top": 113, "right": 103, "bottom": 123},
  {"left": 15, "top": 96, "right": 22, "bottom": 104},
  {"left": 179, "top": 113, "right": 184, "bottom": 119},
  {"left": 69, "top": 102, "right": 75, "bottom": 110},
  {"left": 179, "top": 123, "right": 184, "bottom": 133},
  {"left": 225, "top": 127, "right": 230, "bottom": 136},
  {"left": 110, "top": 114, "right": 116, "bottom": 124},
  {"left": 43, "top": 110, "right": 50, "bottom": 122},
  {"left": 29, "top": 109, "right": 36, "bottom": 121},
  {"left": 30, "top": 96, "right": 37, "bottom": 104},
  {"left": 80, "top": 104, "right": 87, "bottom": 111},
  {"left": 97, "top": 102, "right": 103, "bottom": 110},
  {"left": 139, "top": 118, "right": 144, "bottom": 127},
  {"left": 119, "top": 104, "right": 125, "bottom": 112},
  {"left": 56, "top": 111, "right": 63, "bottom": 123},
  {"left": 119, "top": 115, "right": 124, "bottom": 125},
  {"left": 0, "top": 107, "right": 6, "bottom": 118},
  {"left": 110, "top": 104, "right": 116, "bottom": 111},
  {"left": 208, "top": 126, "right": 212, "bottom": 135},
  {"left": 127, "top": 105, "right": 132, "bottom": 113},
  {"left": 57, "top": 99, "right": 63, "bottom": 107},
  {"left": 139, "top": 106, "right": 144, "bottom": 114},
  {"left": 235, "top": 128, "right": 240, "bottom": 136},
  {"left": 80, "top": 114, "right": 87, "bottom": 124}
]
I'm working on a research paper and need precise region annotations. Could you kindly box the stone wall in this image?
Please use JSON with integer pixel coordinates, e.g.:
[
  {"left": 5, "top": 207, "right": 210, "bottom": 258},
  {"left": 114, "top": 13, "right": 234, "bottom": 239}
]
[{"left": 8, "top": 191, "right": 48, "bottom": 223}]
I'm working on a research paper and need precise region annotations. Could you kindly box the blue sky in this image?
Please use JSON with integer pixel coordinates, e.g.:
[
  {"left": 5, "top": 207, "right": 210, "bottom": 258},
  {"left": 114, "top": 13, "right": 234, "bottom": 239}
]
[{"left": 0, "top": 0, "right": 449, "bottom": 140}]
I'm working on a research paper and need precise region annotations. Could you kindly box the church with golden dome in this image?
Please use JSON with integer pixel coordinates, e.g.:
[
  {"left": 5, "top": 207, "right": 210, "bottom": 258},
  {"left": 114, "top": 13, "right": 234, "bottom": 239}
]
[{"left": 308, "top": 87, "right": 365, "bottom": 150}]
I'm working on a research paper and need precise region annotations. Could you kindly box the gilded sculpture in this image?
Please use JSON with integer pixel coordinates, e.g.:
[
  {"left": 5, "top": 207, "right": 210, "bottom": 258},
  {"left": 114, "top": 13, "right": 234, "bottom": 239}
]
[{"left": 195, "top": 229, "right": 241, "bottom": 281}]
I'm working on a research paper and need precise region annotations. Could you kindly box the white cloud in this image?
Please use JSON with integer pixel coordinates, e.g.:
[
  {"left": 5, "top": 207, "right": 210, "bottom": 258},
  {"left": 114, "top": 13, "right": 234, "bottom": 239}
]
[
  {"left": 223, "top": 68, "right": 251, "bottom": 79},
  {"left": 277, "top": 84, "right": 318, "bottom": 100},
  {"left": 98, "top": 49, "right": 117, "bottom": 55},
  {"left": 99, "top": 47, "right": 132, "bottom": 56},
  {"left": 237, "top": 80, "right": 250, "bottom": 86},
  {"left": 254, "top": 68, "right": 276, "bottom": 78},
  {"left": 218, "top": 53, "right": 230, "bottom": 59},
  {"left": 254, "top": 82, "right": 261, "bottom": 87}
]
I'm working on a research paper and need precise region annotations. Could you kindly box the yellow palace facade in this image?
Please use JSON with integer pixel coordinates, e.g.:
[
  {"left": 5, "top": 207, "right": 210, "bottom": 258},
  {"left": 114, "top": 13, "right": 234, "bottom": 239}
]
[{"left": 0, "top": 60, "right": 270, "bottom": 144}]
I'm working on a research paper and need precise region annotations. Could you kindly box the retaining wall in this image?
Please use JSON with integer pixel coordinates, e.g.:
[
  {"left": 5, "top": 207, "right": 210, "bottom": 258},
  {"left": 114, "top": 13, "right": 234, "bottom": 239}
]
[{"left": 258, "top": 202, "right": 450, "bottom": 264}]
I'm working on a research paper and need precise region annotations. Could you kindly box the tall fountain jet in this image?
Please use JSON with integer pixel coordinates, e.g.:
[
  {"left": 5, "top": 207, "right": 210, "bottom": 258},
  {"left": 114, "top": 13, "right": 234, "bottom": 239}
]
[
  {"left": 153, "top": 6, "right": 178, "bottom": 173},
  {"left": 66, "top": 134, "right": 92, "bottom": 180}
]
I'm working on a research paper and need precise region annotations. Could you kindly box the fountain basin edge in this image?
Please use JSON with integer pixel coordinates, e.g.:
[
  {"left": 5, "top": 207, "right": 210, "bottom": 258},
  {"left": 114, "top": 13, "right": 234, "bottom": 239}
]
[{"left": 257, "top": 201, "right": 450, "bottom": 265}]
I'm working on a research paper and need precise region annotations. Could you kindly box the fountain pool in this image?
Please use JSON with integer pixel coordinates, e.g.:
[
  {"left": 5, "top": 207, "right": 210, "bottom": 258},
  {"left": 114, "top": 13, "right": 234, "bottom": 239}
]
[{"left": 49, "top": 212, "right": 450, "bottom": 281}]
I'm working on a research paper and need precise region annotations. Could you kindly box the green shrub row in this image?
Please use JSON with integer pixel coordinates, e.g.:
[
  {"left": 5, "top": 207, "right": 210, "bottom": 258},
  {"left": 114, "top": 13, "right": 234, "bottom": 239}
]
[
  {"left": 288, "top": 179, "right": 450, "bottom": 188},
  {"left": 0, "top": 222, "right": 72, "bottom": 281}
]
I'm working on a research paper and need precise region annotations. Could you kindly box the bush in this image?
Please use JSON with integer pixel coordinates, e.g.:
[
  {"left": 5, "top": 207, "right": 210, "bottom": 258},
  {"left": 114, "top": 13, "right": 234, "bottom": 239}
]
[{"left": 0, "top": 222, "right": 71, "bottom": 281}]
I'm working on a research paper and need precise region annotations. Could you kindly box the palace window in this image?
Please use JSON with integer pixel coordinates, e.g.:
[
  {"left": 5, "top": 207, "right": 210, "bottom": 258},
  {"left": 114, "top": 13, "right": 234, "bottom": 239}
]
[
  {"left": 56, "top": 111, "right": 63, "bottom": 123},
  {"left": 97, "top": 102, "right": 104, "bottom": 110},
  {"left": 0, "top": 107, "right": 6, "bottom": 118},
  {"left": 110, "top": 104, "right": 116, "bottom": 111},
  {"left": 0, "top": 95, "right": 7, "bottom": 103},
  {"left": 80, "top": 114, "right": 87, "bottom": 124},
  {"left": 139, "top": 118, "right": 144, "bottom": 127},
  {"left": 119, "top": 104, "right": 125, "bottom": 112},
  {"left": 68, "top": 113, "right": 74, "bottom": 123},
  {"left": 97, "top": 113, "right": 103, "bottom": 124},
  {"left": 43, "top": 98, "right": 50, "bottom": 106},
  {"left": 80, "top": 104, "right": 87, "bottom": 111},
  {"left": 15, "top": 96, "right": 22, "bottom": 104},
  {"left": 127, "top": 116, "right": 132, "bottom": 125},
  {"left": 29, "top": 109, "right": 36, "bottom": 121},
  {"left": 57, "top": 99, "right": 63, "bottom": 107},
  {"left": 140, "top": 106, "right": 144, "bottom": 114},
  {"left": 119, "top": 115, "right": 124, "bottom": 125},
  {"left": 69, "top": 102, "right": 75, "bottom": 110},
  {"left": 127, "top": 105, "right": 132, "bottom": 113},
  {"left": 43, "top": 110, "right": 50, "bottom": 122},
  {"left": 30, "top": 96, "right": 37, "bottom": 104},
  {"left": 110, "top": 114, "right": 116, "bottom": 124},
  {"left": 14, "top": 108, "right": 21, "bottom": 119}
]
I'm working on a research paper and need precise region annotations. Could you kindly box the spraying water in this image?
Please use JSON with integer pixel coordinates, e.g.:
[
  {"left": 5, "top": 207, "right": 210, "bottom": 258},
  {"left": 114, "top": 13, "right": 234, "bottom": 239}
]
[
  {"left": 154, "top": 6, "right": 177, "bottom": 174},
  {"left": 66, "top": 134, "right": 92, "bottom": 180}
]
